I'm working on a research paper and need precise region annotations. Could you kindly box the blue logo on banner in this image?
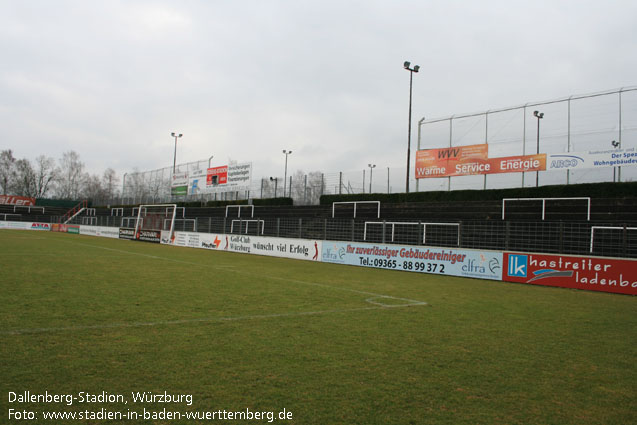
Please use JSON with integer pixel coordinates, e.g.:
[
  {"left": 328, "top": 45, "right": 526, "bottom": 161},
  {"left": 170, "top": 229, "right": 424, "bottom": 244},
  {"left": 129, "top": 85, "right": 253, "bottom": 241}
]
[{"left": 508, "top": 254, "right": 528, "bottom": 277}]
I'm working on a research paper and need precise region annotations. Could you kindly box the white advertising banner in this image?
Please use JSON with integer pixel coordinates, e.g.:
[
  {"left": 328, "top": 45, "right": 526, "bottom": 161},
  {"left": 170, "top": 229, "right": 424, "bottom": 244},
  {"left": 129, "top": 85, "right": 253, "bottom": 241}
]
[
  {"left": 547, "top": 147, "right": 637, "bottom": 171},
  {"left": 161, "top": 231, "right": 322, "bottom": 262},
  {"left": 0, "top": 221, "right": 51, "bottom": 231},
  {"left": 79, "top": 225, "right": 120, "bottom": 239},
  {"left": 190, "top": 162, "right": 252, "bottom": 195},
  {"left": 171, "top": 172, "right": 189, "bottom": 188},
  {"left": 322, "top": 241, "right": 503, "bottom": 280}
]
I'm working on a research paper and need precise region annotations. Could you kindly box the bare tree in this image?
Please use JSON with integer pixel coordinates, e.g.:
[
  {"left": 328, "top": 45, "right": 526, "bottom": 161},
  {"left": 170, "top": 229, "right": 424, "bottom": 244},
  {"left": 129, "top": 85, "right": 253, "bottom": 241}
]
[
  {"left": 289, "top": 170, "right": 306, "bottom": 203},
  {"left": 13, "top": 158, "right": 36, "bottom": 197},
  {"left": 0, "top": 150, "right": 16, "bottom": 194},
  {"left": 33, "top": 155, "right": 58, "bottom": 198},
  {"left": 287, "top": 170, "right": 323, "bottom": 204},
  {"left": 82, "top": 173, "right": 106, "bottom": 202},
  {"left": 129, "top": 170, "right": 149, "bottom": 202},
  {"left": 306, "top": 171, "right": 324, "bottom": 205},
  {"left": 102, "top": 168, "right": 118, "bottom": 200},
  {"left": 56, "top": 151, "right": 85, "bottom": 199}
]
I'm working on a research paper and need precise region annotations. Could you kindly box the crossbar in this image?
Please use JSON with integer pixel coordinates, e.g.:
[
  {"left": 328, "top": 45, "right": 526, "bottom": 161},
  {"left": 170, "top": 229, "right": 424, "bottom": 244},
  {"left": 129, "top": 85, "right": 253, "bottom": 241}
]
[
  {"left": 590, "top": 226, "right": 637, "bottom": 253},
  {"left": 332, "top": 201, "right": 380, "bottom": 218},
  {"left": 226, "top": 205, "right": 254, "bottom": 218},
  {"left": 231, "top": 219, "right": 264, "bottom": 235},
  {"left": 13, "top": 205, "right": 45, "bottom": 214},
  {"left": 502, "top": 197, "right": 591, "bottom": 221},
  {"left": 364, "top": 221, "right": 460, "bottom": 246}
]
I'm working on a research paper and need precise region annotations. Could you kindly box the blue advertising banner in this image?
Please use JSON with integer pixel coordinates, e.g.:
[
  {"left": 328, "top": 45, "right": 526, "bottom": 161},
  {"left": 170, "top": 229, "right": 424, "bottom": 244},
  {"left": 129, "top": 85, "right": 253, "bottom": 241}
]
[{"left": 322, "top": 241, "right": 503, "bottom": 280}]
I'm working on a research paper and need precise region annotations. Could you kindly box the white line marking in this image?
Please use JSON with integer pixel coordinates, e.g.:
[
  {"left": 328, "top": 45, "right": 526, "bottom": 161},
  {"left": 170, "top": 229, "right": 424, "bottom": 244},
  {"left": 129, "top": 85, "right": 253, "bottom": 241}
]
[
  {"left": 1, "top": 237, "right": 429, "bottom": 335},
  {"left": 59, "top": 239, "right": 427, "bottom": 306},
  {"left": 1, "top": 305, "right": 418, "bottom": 335}
]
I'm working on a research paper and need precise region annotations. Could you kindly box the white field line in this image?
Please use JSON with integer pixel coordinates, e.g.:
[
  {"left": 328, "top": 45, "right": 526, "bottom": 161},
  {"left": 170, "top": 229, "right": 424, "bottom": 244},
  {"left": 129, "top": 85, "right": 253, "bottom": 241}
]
[
  {"left": 1, "top": 305, "right": 420, "bottom": 336},
  {"left": 1, "top": 237, "right": 428, "bottom": 336},
  {"left": 60, "top": 240, "right": 428, "bottom": 306},
  {"left": 0, "top": 253, "right": 132, "bottom": 258}
]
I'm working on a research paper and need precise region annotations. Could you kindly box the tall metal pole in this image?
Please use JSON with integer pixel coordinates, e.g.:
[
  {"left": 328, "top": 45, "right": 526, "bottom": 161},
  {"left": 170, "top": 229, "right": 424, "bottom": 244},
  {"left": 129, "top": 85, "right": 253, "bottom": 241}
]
[
  {"left": 536, "top": 117, "right": 540, "bottom": 187},
  {"left": 404, "top": 61, "right": 419, "bottom": 193},
  {"left": 415, "top": 117, "right": 425, "bottom": 192},
  {"left": 533, "top": 111, "right": 543, "bottom": 187},
  {"left": 283, "top": 150, "right": 292, "bottom": 197},
  {"left": 406, "top": 70, "right": 413, "bottom": 193},
  {"left": 171, "top": 132, "right": 182, "bottom": 174},
  {"left": 368, "top": 164, "right": 376, "bottom": 193}
]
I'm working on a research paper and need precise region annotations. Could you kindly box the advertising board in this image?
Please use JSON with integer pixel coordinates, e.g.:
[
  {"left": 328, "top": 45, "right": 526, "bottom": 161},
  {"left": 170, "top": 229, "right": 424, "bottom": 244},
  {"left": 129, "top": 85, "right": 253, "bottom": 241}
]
[
  {"left": 225, "top": 235, "right": 321, "bottom": 261},
  {"left": 503, "top": 252, "right": 637, "bottom": 295},
  {"left": 0, "top": 221, "right": 32, "bottom": 230},
  {"left": 0, "top": 195, "right": 36, "bottom": 206},
  {"left": 202, "top": 162, "right": 252, "bottom": 192},
  {"left": 415, "top": 144, "right": 488, "bottom": 178},
  {"left": 0, "top": 222, "right": 51, "bottom": 231},
  {"left": 79, "top": 225, "right": 120, "bottom": 239},
  {"left": 322, "top": 241, "right": 502, "bottom": 280},
  {"left": 415, "top": 144, "right": 546, "bottom": 178},
  {"left": 119, "top": 227, "right": 136, "bottom": 240},
  {"left": 161, "top": 231, "right": 322, "bottom": 262},
  {"left": 51, "top": 224, "right": 80, "bottom": 233},
  {"left": 547, "top": 147, "right": 637, "bottom": 171}
]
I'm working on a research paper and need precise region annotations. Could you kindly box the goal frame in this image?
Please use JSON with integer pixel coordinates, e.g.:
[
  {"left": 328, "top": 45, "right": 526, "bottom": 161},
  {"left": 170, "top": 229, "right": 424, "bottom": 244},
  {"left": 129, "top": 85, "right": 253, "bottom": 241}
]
[{"left": 133, "top": 204, "right": 178, "bottom": 240}]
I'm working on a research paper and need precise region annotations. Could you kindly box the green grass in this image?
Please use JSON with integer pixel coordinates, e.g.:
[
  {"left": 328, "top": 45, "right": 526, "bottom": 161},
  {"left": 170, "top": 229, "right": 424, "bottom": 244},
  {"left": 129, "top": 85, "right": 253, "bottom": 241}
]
[{"left": 0, "top": 230, "right": 635, "bottom": 424}]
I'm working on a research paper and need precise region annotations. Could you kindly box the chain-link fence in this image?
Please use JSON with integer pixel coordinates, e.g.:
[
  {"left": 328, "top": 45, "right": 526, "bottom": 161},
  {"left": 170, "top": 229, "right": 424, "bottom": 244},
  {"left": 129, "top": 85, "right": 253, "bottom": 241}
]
[
  {"left": 57, "top": 213, "right": 637, "bottom": 259},
  {"left": 111, "top": 87, "right": 636, "bottom": 206}
]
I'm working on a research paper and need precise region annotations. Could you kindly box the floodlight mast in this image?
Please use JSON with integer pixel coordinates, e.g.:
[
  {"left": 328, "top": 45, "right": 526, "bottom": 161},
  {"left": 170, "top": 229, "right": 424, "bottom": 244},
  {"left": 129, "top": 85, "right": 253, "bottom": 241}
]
[
  {"left": 171, "top": 132, "right": 183, "bottom": 174},
  {"left": 533, "top": 111, "right": 544, "bottom": 187},
  {"left": 404, "top": 61, "right": 420, "bottom": 193},
  {"left": 282, "top": 150, "right": 292, "bottom": 197}
]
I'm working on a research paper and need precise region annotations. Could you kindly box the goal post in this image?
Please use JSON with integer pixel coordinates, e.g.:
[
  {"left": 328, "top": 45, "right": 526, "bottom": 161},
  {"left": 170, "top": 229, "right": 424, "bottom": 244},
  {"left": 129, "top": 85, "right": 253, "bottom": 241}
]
[{"left": 133, "top": 204, "right": 178, "bottom": 242}]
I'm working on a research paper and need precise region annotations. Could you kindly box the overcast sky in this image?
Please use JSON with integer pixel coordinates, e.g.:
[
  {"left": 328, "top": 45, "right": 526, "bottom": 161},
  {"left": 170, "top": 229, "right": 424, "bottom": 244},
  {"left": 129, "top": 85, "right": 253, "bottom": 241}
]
[{"left": 1, "top": 0, "right": 635, "bottom": 183}]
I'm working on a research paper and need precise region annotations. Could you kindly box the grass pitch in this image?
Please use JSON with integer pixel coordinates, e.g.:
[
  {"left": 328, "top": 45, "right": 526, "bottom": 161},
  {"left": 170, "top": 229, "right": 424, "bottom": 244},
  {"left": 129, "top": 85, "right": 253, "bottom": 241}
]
[{"left": 0, "top": 230, "right": 635, "bottom": 424}]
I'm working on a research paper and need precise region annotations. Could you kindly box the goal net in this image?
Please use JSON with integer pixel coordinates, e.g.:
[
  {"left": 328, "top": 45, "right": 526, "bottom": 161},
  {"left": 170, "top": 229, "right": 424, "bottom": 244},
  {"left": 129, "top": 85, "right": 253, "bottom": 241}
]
[{"left": 133, "top": 204, "right": 177, "bottom": 243}]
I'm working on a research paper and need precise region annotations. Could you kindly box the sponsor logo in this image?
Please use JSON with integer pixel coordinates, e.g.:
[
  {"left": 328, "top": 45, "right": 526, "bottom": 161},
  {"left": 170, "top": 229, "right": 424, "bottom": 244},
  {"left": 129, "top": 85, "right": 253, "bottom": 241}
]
[
  {"left": 462, "top": 255, "right": 501, "bottom": 275},
  {"left": 137, "top": 230, "right": 161, "bottom": 243},
  {"left": 549, "top": 154, "right": 584, "bottom": 169},
  {"left": 30, "top": 222, "right": 50, "bottom": 230},
  {"left": 119, "top": 228, "right": 136, "bottom": 239},
  {"left": 507, "top": 254, "right": 528, "bottom": 277},
  {"left": 323, "top": 245, "right": 346, "bottom": 262},
  {"left": 504, "top": 253, "right": 637, "bottom": 295}
]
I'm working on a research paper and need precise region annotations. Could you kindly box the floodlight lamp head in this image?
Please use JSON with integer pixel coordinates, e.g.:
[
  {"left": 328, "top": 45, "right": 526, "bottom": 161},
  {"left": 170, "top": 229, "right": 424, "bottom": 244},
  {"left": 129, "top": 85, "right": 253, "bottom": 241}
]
[
  {"left": 413, "top": 65, "right": 420, "bottom": 72},
  {"left": 171, "top": 132, "right": 175, "bottom": 137},
  {"left": 403, "top": 61, "right": 410, "bottom": 69},
  {"left": 611, "top": 140, "right": 620, "bottom": 148},
  {"left": 178, "top": 133, "right": 183, "bottom": 137}
]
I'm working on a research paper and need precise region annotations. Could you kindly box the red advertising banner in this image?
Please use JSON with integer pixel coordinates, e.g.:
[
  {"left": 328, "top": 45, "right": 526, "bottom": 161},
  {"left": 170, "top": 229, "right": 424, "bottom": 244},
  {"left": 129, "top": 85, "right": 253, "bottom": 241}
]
[
  {"left": 415, "top": 145, "right": 546, "bottom": 179},
  {"left": 206, "top": 166, "right": 228, "bottom": 186},
  {"left": 503, "top": 252, "right": 637, "bottom": 295},
  {"left": 0, "top": 195, "right": 36, "bottom": 206}
]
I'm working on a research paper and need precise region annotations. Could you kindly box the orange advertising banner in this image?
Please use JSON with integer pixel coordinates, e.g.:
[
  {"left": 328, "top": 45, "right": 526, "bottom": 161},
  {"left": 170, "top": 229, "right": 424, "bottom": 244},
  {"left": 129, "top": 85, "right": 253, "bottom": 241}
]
[
  {"left": 415, "top": 144, "right": 546, "bottom": 178},
  {"left": 415, "top": 144, "right": 489, "bottom": 178},
  {"left": 489, "top": 154, "right": 546, "bottom": 174}
]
